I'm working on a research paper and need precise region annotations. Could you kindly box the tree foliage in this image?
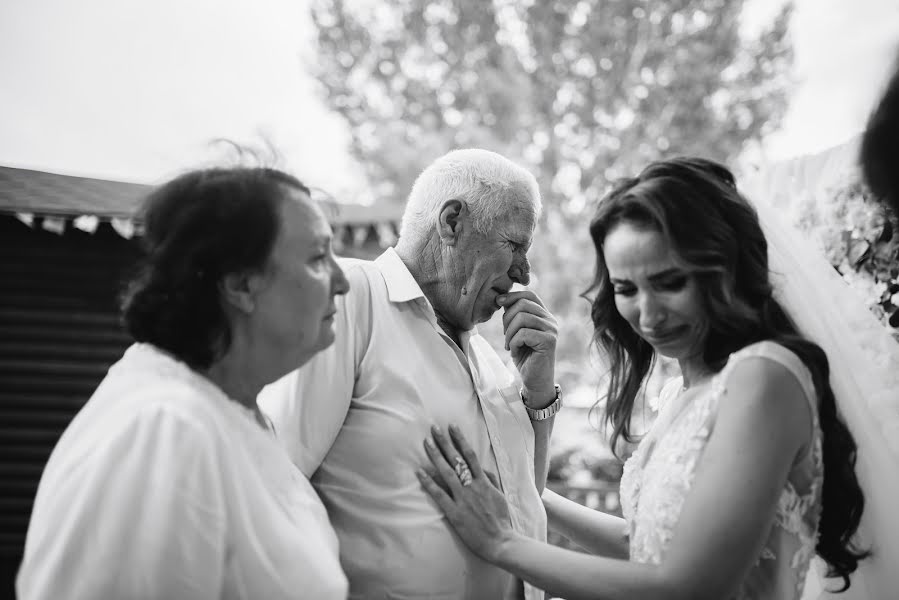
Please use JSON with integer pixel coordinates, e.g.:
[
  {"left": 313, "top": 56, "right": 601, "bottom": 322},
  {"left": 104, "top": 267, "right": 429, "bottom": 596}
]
[{"left": 310, "top": 0, "right": 794, "bottom": 389}]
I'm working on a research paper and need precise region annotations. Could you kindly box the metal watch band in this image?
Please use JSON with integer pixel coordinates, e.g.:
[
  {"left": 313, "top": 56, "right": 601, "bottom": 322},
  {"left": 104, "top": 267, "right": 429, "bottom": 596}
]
[{"left": 521, "top": 384, "right": 562, "bottom": 421}]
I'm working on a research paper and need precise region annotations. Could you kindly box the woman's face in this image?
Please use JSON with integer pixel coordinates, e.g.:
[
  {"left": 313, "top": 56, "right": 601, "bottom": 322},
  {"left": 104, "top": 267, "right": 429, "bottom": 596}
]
[
  {"left": 602, "top": 221, "right": 707, "bottom": 364},
  {"left": 254, "top": 188, "right": 349, "bottom": 371}
]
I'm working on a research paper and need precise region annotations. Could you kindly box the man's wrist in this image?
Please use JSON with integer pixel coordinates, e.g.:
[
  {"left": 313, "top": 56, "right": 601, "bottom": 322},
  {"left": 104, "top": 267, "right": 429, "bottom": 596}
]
[
  {"left": 520, "top": 384, "right": 562, "bottom": 420},
  {"left": 520, "top": 385, "right": 557, "bottom": 409}
]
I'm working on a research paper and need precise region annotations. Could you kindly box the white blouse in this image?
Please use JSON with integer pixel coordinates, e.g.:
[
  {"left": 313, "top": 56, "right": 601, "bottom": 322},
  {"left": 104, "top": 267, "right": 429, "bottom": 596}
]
[{"left": 17, "top": 343, "right": 347, "bottom": 600}]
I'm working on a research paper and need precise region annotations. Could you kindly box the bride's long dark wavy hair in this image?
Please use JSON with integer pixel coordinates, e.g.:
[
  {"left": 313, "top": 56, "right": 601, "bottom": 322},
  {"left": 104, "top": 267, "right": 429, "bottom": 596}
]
[{"left": 585, "top": 157, "right": 869, "bottom": 590}]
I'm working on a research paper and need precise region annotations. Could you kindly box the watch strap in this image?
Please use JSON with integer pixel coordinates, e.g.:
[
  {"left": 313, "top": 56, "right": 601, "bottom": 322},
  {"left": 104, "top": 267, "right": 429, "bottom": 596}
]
[{"left": 521, "top": 384, "right": 562, "bottom": 421}]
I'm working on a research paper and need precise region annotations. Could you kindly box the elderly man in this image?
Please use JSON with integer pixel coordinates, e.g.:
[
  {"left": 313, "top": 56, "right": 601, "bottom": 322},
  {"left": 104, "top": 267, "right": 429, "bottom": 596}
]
[{"left": 259, "top": 149, "right": 559, "bottom": 599}]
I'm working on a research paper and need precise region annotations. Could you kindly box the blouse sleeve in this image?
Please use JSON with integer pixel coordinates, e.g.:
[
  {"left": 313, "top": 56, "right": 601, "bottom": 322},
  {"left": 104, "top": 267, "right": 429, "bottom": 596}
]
[{"left": 18, "top": 403, "right": 229, "bottom": 600}]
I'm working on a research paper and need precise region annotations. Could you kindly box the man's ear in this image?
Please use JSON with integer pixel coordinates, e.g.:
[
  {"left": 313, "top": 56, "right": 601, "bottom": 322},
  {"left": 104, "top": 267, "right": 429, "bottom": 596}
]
[
  {"left": 437, "top": 199, "right": 466, "bottom": 246},
  {"left": 220, "top": 270, "right": 266, "bottom": 314}
]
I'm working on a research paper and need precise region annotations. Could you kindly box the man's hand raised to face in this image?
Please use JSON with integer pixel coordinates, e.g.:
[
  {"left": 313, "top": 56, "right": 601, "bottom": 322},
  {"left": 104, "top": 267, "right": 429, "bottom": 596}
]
[{"left": 497, "top": 290, "right": 558, "bottom": 407}]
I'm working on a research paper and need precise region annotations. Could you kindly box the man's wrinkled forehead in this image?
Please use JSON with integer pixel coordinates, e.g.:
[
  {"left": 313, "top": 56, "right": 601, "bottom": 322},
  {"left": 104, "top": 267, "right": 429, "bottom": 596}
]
[
  {"left": 501, "top": 202, "right": 538, "bottom": 232},
  {"left": 508, "top": 179, "right": 541, "bottom": 212}
]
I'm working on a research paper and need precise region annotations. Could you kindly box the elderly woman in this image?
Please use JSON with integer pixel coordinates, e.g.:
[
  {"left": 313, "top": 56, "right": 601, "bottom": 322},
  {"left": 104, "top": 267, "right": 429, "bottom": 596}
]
[{"left": 16, "top": 167, "right": 350, "bottom": 599}]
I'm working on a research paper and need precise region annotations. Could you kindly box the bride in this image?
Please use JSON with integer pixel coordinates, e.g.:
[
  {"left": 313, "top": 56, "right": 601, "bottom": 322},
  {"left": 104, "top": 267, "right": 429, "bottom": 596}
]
[{"left": 417, "top": 157, "right": 899, "bottom": 599}]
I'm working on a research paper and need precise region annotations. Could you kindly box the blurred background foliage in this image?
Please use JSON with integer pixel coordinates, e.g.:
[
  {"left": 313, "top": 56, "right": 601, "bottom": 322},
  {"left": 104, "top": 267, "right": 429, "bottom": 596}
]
[{"left": 309, "top": 0, "right": 795, "bottom": 490}]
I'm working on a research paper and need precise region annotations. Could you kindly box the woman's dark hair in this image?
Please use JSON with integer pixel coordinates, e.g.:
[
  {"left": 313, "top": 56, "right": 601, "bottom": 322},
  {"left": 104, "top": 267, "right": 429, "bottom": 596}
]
[
  {"left": 584, "top": 156, "right": 869, "bottom": 589},
  {"left": 121, "top": 167, "right": 309, "bottom": 370}
]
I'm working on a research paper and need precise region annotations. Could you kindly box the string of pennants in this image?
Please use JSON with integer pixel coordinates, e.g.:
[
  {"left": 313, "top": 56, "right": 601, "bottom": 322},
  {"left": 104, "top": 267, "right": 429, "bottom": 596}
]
[
  {"left": 13, "top": 211, "right": 401, "bottom": 250},
  {"left": 15, "top": 212, "right": 138, "bottom": 238}
]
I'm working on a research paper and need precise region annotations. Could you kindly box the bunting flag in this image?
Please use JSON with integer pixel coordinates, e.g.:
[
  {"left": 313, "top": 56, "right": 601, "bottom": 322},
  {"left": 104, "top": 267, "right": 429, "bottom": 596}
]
[
  {"left": 73, "top": 215, "right": 99, "bottom": 234},
  {"left": 40, "top": 216, "right": 66, "bottom": 235},
  {"left": 376, "top": 222, "right": 398, "bottom": 247},
  {"left": 110, "top": 218, "right": 135, "bottom": 239},
  {"left": 331, "top": 225, "right": 347, "bottom": 251},
  {"left": 15, "top": 212, "right": 34, "bottom": 227},
  {"left": 351, "top": 224, "right": 370, "bottom": 246},
  {"left": 10, "top": 209, "right": 400, "bottom": 247}
]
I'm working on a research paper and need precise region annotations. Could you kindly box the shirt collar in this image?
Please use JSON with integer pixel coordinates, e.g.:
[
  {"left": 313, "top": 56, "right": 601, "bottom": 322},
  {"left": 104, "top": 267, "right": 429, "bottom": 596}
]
[
  {"left": 373, "top": 248, "right": 479, "bottom": 337},
  {"left": 374, "top": 247, "right": 426, "bottom": 303}
]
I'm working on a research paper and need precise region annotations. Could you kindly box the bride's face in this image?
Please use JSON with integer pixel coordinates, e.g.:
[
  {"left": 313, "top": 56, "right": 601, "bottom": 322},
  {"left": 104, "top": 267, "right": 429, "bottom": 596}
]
[{"left": 603, "top": 221, "right": 708, "bottom": 364}]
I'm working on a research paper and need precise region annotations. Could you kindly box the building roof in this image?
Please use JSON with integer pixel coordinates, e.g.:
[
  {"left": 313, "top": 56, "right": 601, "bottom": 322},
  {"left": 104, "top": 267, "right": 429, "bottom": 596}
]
[
  {"left": 0, "top": 165, "right": 147, "bottom": 219},
  {"left": 0, "top": 164, "right": 403, "bottom": 226}
]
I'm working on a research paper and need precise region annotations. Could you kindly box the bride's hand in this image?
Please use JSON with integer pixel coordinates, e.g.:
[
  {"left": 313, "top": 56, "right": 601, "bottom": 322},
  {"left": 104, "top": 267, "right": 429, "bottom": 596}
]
[{"left": 417, "top": 424, "right": 515, "bottom": 563}]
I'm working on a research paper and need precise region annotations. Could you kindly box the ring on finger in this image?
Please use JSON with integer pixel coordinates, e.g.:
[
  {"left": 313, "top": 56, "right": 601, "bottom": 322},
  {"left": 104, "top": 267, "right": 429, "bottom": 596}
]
[{"left": 453, "top": 456, "right": 473, "bottom": 487}]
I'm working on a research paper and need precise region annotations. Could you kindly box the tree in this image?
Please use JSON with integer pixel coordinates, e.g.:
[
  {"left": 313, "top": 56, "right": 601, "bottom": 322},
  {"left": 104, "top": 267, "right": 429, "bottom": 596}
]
[{"left": 309, "top": 0, "right": 794, "bottom": 396}]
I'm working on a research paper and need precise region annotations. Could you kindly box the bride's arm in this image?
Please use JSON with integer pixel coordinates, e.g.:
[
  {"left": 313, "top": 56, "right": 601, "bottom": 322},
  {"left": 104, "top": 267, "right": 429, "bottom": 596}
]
[
  {"left": 419, "top": 357, "right": 810, "bottom": 600},
  {"left": 542, "top": 488, "right": 629, "bottom": 558},
  {"left": 493, "top": 534, "right": 664, "bottom": 600}
]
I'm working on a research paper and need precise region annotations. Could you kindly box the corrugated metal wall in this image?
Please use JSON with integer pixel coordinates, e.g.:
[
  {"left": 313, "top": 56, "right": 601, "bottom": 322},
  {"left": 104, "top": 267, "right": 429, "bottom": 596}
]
[{"left": 0, "top": 215, "right": 140, "bottom": 596}]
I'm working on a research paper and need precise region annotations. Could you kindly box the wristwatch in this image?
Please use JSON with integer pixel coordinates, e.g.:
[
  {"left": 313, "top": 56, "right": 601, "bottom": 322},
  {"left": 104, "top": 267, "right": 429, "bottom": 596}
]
[{"left": 521, "top": 384, "right": 562, "bottom": 421}]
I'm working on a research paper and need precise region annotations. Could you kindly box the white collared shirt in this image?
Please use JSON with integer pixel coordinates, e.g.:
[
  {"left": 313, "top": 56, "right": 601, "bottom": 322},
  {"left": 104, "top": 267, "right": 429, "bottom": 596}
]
[
  {"left": 260, "top": 248, "right": 547, "bottom": 600},
  {"left": 18, "top": 344, "right": 347, "bottom": 600}
]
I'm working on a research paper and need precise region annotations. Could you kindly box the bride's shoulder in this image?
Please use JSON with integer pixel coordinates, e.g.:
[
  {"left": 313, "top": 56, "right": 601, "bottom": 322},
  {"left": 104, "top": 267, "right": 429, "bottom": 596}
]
[
  {"left": 724, "top": 340, "right": 809, "bottom": 378},
  {"left": 716, "top": 340, "right": 817, "bottom": 407}
]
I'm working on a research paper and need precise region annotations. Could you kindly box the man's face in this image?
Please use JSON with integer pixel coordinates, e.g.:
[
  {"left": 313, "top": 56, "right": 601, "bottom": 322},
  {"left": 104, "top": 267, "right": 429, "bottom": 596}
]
[{"left": 435, "top": 203, "right": 536, "bottom": 333}]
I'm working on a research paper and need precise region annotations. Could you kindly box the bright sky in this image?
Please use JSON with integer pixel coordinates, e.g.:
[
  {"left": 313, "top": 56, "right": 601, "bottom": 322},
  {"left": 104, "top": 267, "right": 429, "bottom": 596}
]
[
  {"left": 745, "top": 0, "right": 899, "bottom": 160},
  {"left": 0, "top": 0, "right": 362, "bottom": 194},
  {"left": 0, "top": 0, "right": 897, "bottom": 195}
]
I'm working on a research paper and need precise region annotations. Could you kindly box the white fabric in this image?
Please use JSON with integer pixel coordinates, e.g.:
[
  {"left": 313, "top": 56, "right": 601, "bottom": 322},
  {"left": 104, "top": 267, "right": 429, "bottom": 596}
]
[
  {"left": 621, "top": 341, "right": 823, "bottom": 600},
  {"left": 17, "top": 344, "right": 347, "bottom": 600},
  {"left": 260, "top": 248, "right": 547, "bottom": 600},
  {"left": 748, "top": 193, "right": 899, "bottom": 600}
]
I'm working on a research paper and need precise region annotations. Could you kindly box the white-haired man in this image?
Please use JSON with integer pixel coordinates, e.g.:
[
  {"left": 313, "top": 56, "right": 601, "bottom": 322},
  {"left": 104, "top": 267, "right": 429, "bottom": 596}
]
[{"left": 260, "top": 149, "right": 560, "bottom": 599}]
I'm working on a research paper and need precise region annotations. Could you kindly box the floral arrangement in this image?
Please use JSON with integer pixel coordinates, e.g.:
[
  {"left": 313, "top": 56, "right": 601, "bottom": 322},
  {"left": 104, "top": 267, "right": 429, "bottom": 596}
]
[{"left": 792, "top": 171, "right": 899, "bottom": 339}]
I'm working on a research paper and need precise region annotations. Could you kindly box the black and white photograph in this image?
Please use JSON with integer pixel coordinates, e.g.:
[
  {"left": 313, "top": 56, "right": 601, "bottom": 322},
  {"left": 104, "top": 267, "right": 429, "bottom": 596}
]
[{"left": 2, "top": 1, "right": 898, "bottom": 598}]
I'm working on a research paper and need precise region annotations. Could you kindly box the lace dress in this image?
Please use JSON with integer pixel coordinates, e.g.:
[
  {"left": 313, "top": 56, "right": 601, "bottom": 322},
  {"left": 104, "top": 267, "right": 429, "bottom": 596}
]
[{"left": 619, "top": 341, "right": 823, "bottom": 599}]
